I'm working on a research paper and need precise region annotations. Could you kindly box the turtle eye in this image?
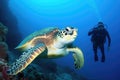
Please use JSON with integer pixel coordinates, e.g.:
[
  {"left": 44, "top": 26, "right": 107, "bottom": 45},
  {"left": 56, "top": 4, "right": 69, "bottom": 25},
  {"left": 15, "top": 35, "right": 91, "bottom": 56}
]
[{"left": 65, "top": 28, "right": 69, "bottom": 31}]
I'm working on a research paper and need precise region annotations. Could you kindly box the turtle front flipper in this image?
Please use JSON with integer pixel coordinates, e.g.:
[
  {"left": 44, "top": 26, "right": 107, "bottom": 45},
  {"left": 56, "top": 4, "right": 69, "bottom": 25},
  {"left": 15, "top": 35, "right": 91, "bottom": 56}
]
[
  {"left": 67, "top": 47, "right": 84, "bottom": 69},
  {"left": 7, "top": 43, "right": 46, "bottom": 75}
]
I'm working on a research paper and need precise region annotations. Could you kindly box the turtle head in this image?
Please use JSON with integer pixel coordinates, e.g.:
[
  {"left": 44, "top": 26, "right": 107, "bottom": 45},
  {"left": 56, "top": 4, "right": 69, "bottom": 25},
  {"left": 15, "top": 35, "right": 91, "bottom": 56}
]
[{"left": 57, "top": 27, "right": 78, "bottom": 44}]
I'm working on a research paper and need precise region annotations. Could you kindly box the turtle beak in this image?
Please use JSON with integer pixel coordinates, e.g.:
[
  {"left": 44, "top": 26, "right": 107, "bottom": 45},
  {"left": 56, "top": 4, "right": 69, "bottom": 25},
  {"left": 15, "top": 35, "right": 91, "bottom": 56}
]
[
  {"left": 74, "top": 28, "right": 78, "bottom": 32},
  {"left": 73, "top": 28, "right": 78, "bottom": 37}
]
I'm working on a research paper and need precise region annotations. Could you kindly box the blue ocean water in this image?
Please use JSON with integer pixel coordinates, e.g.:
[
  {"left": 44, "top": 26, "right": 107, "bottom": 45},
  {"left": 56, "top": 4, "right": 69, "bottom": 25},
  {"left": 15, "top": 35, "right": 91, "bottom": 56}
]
[{"left": 1, "top": 0, "right": 120, "bottom": 80}]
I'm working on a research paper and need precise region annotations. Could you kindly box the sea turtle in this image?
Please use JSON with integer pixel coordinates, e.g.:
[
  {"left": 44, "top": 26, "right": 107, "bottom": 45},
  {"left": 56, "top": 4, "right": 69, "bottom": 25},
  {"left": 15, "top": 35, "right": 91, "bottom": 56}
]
[{"left": 7, "top": 27, "right": 84, "bottom": 75}]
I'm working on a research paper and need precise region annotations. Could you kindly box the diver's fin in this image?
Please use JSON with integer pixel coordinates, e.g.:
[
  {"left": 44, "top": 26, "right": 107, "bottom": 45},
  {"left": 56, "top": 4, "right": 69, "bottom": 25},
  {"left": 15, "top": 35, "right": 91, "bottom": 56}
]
[{"left": 7, "top": 43, "right": 46, "bottom": 75}]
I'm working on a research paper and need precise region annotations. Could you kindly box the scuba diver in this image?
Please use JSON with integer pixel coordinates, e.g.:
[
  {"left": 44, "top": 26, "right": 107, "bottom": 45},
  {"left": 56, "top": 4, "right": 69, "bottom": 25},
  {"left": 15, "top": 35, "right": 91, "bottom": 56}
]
[{"left": 88, "top": 22, "right": 111, "bottom": 62}]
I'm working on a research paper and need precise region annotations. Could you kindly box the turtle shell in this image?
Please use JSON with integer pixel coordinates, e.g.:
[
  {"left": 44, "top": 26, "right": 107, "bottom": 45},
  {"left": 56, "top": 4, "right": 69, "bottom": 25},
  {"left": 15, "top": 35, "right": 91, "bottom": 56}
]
[{"left": 15, "top": 27, "right": 59, "bottom": 50}]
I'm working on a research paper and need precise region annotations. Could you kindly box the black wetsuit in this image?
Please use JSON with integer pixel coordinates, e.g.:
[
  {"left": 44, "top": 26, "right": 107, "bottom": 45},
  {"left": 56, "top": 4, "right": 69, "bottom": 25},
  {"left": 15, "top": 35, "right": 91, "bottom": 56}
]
[{"left": 88, "top": 26, "right": 111, "bottom": 62}]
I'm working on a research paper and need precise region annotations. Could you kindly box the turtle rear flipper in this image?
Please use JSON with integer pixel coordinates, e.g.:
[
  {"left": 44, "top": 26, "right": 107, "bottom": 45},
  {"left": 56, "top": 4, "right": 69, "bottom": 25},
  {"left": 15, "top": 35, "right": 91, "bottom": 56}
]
[{"left": 7, "top": 43, "right": 46, "bottom": 75}]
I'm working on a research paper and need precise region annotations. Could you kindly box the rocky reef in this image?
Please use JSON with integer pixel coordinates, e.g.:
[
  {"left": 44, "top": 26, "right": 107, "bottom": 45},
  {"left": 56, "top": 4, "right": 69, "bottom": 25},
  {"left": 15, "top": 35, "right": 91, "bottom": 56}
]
[
  {"left": 21, "top": 62, "right": 86, "bottom": 80},
  {"left": 0, "top": 0, "right": 22, "bottom": 51},
  {"left": 0, "top": 22, "right": 9, "bottom": 61},
  {"left": 0, "top": 22, "right": 9, "bottom": 79}
]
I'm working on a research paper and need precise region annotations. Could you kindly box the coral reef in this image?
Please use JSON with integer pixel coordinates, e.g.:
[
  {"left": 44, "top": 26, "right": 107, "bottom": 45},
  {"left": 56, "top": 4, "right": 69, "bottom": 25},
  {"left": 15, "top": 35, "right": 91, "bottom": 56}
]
[
  {"left": 0, "top": 22, "right": 8, "bottom": 42},
  {"left": 23, "top": 63, "right": 45, "bottom": 80},
  {"left": 21, "top": 62, "right": 87, "bottom": 80},
  {"left": 0, "top": 22, "right": 9, "bottom": 80},
  {"left": 0, "top": 22, "right": 9, "bottom": 61},
  {"left": 56, "top": 73, "right": 72, "bottom": 80}
]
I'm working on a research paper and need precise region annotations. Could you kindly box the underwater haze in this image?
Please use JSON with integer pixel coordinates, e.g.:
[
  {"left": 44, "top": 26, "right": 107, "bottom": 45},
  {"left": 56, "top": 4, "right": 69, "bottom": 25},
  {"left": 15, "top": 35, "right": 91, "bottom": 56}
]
[{"left": 1, "top": 0, "right": 120, "bottom": 80}]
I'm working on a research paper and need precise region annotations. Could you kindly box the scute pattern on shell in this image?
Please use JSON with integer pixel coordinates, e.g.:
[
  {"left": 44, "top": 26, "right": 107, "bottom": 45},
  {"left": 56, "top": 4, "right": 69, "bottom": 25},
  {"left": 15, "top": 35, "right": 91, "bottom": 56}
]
[{"left": 16, "top": 27, "right": 58, "bottom": 49}]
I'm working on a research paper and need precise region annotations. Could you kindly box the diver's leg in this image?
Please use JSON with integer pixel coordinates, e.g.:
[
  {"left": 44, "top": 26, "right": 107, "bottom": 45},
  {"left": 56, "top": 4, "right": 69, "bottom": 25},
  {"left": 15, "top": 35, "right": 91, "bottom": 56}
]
[
  {"left": 99, "top": 44, "right": 105, "bottom": 62},
  {"left": 93, "top": 42, "right": 98, "bottom": 61}
]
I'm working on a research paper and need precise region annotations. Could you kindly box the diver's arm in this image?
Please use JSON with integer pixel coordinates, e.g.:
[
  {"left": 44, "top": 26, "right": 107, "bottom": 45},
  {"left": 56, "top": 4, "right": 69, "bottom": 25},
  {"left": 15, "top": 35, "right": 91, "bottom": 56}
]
[
  {"left": 106, "top": 31, "right": 111, "bottom": 47},
  {"left": 88, "top": 27, "right": 96, "bottom": 36},
  {"left": 88, "top": 30, "right": 93, "bottom": 36}
]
